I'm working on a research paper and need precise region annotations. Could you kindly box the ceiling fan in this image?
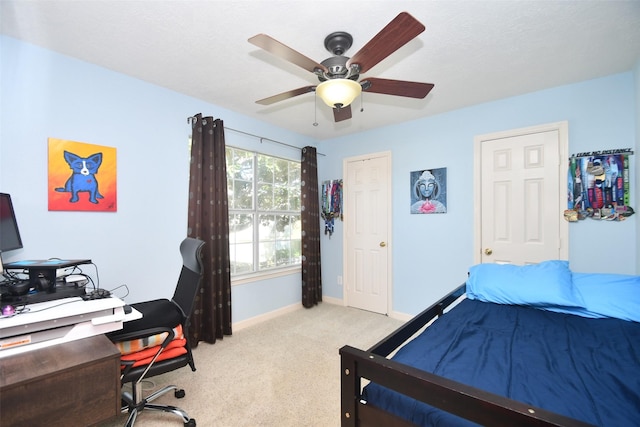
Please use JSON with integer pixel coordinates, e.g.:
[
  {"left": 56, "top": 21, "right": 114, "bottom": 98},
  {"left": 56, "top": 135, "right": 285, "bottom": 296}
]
[{"left": 248, "top": 12, "right": 434, "bottom": 122}]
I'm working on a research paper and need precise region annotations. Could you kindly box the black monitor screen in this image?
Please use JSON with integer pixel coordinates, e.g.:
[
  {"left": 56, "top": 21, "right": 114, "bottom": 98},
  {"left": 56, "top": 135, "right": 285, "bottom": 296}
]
[{"left": 0, "top": 193, "right": 23, "bottom": 252}]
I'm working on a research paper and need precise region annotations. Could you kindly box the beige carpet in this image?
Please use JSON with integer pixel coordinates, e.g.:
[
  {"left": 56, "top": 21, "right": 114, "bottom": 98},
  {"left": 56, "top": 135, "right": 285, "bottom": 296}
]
[{"left": 98, "top": 302, "right": 405, "bottom": 427}]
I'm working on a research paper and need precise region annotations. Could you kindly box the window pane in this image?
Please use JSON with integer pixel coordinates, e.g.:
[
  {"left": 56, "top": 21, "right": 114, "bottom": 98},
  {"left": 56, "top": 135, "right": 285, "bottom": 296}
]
[
  {"left": 231, "top": 242, "right": 253, "bottom": 274},
  {"left": 257, "top": 183, "right": 273, "bottom": 210},
  {"left": 227, "top": 180, "right": 234, "bottom": 208},
  {"left": 290, "top": 238, "right": 301, "bottom": 264},
  {"left": 289, "top": 162, "right": 301, "bottom": 186},
  {"left": 259, "top": 241, "right": 276, "bottom": 269},
  {"left": 274, "top": 186, "right": 288, "bottom": 210},
  {"left": 227, "top": 147, "right": 253, "bottom": 181},
  {"left": 274, "top": 158, "right": 288, "bottom": 185},
  {"left": 289, "top": 185, "right": 300, "bottom": 211},
  {"left": 290, "top": 215, "right": 301, "bottom": 240},
  {"left": 275, "top": 214, "right": 291, "bottom": 240},
  {"left": 258, "top": 214, "right": 275, "bottom": 241},
  {"left": 234, "top": 181, "right": 253, "bottom": 209},
  {"left": 230, "top": 213, "right": 253, "bottom": 243},
  {"left": 275, "top": 240, "right": 291, "bottom": 266},
  {"left": 257, "top": 155, "right": 274, "bottom": 183}
]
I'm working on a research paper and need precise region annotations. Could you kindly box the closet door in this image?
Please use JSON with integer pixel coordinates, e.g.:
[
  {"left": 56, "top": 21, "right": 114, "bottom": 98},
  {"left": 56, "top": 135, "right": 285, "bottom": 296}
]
[
  {"left": 474, "top": 122, "right": 569, "bottom": 265},
  {"left": 343, "top": 151, "right": 392, "bottom": 314}
]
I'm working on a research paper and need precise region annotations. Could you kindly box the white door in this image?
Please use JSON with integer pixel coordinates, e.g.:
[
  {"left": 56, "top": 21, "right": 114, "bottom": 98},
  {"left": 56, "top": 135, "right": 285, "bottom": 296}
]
[
  {"left": 474, "top": 122, "right": 569, "bottom": 265},
  {"left": 343, "top": 151, "right": 392, "bottom": 314}
]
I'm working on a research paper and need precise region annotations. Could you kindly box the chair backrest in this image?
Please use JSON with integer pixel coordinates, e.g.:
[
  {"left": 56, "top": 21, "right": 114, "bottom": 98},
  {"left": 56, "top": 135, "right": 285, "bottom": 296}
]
[{"left": 171, "top": 237, "right": 205, "bottom": 322}]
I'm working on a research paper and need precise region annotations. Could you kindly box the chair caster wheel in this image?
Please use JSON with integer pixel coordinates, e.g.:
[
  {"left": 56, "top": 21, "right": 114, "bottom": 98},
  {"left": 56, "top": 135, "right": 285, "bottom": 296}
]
[
  {"left": 175, "top": 389, "right": 186, "bottom": 398},
  {"left": 184, "top": 419, "right": 196, "bottom": 427}
]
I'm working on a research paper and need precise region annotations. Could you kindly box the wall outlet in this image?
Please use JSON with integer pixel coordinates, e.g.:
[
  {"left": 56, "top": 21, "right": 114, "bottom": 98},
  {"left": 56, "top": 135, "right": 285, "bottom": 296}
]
[{"left": 337, "top": 275, "right": 343, "bottom": 286}]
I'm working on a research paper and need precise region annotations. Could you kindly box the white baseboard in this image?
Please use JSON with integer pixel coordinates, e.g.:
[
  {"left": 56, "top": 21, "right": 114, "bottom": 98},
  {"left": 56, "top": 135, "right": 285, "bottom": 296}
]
[
  {"left": 320, "top": 296, "right": 413, "bottom": 322},
  {"left": 233, "top": 302, "right": 302, "bottom": 331},
  {"left": 321, "top": 295, "right": 343, "bottom": 306},
  {"left": 233, "top": 296, "right": 344, "bottom": 331},
  {"left": 232, "top": 296, "right": 413, "bottom": 331},
  {"left": 388, "top": 311, "right": 413, "bottom": 322}
]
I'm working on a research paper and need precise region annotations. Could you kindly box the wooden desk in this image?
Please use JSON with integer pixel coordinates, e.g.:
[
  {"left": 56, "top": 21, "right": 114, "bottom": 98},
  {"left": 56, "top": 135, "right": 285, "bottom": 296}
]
[{"left": 0, "top": 334, "right": 120, "bottom": 427}]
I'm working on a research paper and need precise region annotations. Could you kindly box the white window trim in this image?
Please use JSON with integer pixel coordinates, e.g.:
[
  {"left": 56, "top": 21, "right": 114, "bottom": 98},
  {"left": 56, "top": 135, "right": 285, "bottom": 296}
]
[
  {"left": 230, "top": 265, "right": 301, "bottom": 286},
  {"left": 227, "top": 146, "right": 302, "bottom": 277}
]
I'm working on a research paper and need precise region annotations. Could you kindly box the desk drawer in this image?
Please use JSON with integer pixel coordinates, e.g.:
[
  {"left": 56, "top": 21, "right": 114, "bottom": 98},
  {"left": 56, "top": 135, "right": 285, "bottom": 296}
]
[{"left": 0, "top": 335, "right": 120, "bottom": 427}]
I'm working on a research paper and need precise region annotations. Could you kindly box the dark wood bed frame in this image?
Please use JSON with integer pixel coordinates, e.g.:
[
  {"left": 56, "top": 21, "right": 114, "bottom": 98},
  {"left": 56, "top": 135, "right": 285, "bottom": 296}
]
[{"left": 339, "top": 284, "right": 596, "bottom": 427}]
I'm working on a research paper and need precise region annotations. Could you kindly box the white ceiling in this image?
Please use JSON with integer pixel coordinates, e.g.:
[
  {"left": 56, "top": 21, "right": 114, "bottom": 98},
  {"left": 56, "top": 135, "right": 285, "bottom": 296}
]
[{"left": 2, "top": 1, "right": 639, "bottom": 141}]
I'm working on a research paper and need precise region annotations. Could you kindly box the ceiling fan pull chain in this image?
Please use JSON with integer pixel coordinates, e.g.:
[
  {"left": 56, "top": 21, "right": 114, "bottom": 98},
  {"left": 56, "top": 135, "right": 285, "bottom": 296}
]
[{"left": 313, "top": 91, "right": 319, "bottom": 127}]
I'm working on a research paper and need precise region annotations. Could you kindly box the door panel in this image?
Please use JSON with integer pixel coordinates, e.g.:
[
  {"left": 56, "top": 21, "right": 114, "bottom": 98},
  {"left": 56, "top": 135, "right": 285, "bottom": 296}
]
[
  {"left": 344, "top": 152, "right": 391, "bottom": 314},
  {"left": 476, "top": 123, "right": 568, "bottom": 265}
]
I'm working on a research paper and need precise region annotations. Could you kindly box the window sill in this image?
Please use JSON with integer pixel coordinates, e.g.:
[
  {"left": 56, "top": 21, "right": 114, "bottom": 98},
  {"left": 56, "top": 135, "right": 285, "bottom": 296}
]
[{"left": 231, "top": 266, "right": 301, "bottom": 286}]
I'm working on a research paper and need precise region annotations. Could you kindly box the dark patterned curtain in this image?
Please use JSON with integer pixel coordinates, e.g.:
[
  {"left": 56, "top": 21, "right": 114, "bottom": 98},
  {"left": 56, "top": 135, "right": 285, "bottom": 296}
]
[
  {"left": 187, "top": 113, "right": 232, "bottom": 346},
  {"left": 301, "top": 146, "right": 322, "bottom": 307}
]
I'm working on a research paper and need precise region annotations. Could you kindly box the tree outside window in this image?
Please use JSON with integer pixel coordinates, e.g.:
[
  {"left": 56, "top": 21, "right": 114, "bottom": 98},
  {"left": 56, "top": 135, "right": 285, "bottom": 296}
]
[{"left": 226, "top": 147, "right": 301, "bottom": 276}]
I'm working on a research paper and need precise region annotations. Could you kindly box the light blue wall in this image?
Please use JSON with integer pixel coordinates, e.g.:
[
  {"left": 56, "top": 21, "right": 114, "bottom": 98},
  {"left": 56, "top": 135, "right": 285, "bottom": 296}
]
[
  {"left": 1, "top": 35, "right": 638, "bottom": 321},
  {"left": 0, "top": 36, "right": 315, "bottom": 323},
  {"left": 318, "top": 72, "right": 638, "bottom": 316},
  {"left": 636, "top": 59, "right": 640, "bottom": 274}
]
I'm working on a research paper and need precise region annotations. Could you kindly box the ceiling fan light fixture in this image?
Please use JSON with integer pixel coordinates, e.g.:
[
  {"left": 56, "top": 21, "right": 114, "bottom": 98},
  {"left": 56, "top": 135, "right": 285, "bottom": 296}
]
[{"left": 316, "top": 79, "right": 361, "bottom": 109}]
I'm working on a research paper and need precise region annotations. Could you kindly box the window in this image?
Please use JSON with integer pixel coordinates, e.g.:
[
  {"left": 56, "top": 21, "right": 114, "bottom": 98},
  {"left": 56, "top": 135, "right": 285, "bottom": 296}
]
[{"left": 226, "top": 146, "right": 301, "bottom": 276}]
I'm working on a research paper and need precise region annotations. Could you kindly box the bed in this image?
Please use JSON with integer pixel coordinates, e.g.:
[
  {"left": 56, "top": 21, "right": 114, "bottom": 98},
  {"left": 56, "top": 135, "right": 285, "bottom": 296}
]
[{"left": 339, "top": 261, "right": 640, "bottom": 427}]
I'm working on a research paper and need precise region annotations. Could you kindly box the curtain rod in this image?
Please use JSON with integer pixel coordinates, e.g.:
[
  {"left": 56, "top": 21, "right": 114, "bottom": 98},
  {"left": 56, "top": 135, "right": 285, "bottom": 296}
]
[
  {"left": 187, "top": 116, "right": 324, "bottom": 156},
  {"left": 226, "top": 127, "right": 326, "bottom": 157}
]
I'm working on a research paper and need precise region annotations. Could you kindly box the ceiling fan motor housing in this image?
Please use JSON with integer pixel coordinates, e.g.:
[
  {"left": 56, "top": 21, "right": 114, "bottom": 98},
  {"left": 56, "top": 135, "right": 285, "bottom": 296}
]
[
  {"left": 318, "top": 32, "right": 361, "bottom": 82},
  {"left": 318, "top": 56, "right": 359, "bottom": 82}
]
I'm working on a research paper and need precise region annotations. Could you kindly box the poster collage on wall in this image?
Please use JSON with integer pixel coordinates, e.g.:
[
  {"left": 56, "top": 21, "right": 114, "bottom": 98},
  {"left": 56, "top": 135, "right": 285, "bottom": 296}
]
[{"left": 565, "top": 148, "right": 634, "bottom": 222}]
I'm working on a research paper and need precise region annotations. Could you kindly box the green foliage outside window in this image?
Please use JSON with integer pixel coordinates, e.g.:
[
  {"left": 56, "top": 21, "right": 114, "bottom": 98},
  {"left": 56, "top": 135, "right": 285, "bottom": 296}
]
[{"left": 226, "top": 146, "right": 302, "bottom": 276}]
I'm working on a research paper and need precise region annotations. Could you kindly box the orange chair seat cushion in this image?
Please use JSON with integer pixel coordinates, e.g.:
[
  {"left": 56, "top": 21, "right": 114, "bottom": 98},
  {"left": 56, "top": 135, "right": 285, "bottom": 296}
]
[
  {"left": 121, "top": 338, "right": 188, "bottom": 368},
  {"left": 114, "top": 324, "right": 184, "bottom": 355}
]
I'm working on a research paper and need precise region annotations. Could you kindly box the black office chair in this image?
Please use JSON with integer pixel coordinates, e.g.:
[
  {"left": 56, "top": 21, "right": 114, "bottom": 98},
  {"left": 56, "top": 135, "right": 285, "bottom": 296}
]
[{"left": 108, "top": 237, "right": 205, "bottom": 427}]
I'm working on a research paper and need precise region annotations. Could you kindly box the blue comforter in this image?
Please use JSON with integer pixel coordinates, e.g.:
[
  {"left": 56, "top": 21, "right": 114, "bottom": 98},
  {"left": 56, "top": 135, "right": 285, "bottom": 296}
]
[{"left": 363, "top": 299, "right": 640, "bottom": 426}]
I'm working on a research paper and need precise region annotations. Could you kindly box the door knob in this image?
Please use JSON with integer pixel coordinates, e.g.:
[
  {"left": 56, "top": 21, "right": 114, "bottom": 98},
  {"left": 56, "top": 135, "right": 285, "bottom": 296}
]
[
  {"left": 380, "top": 242, "right": 386, "bottom": 247},
  {"left": 484, "top": 248, "right": 493, "bottom": 255}
]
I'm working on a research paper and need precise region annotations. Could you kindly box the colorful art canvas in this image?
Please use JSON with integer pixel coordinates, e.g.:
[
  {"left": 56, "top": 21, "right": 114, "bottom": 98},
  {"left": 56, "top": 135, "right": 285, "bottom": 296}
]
[
  {"left": 566, "top": 151, "right": 634, "bottom": 221},
  {"left": 410, "top": 168, "right": 447, "bottom": 214},
  {"left": 48, "top": 138, "right": 117, "bottom": 212}
]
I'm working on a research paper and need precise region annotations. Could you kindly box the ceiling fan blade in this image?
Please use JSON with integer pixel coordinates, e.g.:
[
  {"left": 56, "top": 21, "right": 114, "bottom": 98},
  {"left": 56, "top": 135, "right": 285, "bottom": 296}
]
[
  {"left": 333, "top": 105, "right": 352, "bottom": 122},
  {"left": 256, "top": 86, "right": 316, "bottom": 105},
  {"left": 249, "top": 34, "right": 328, "bottom": 74},
  {"left": 347, "top": 12, "right": 425, "bottom": 74},
  {"left": 362, "top": 77, "right": 434, "bottom": 99}
]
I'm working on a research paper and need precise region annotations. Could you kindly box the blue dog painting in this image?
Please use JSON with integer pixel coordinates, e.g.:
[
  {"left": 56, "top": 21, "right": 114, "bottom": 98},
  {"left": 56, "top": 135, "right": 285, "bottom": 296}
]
[{"left": 55, "top": 151, "right": 104, "bottom": 204}]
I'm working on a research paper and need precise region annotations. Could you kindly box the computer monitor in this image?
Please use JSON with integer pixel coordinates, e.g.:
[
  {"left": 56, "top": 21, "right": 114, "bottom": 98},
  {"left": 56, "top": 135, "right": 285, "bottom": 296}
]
[{"left": 0, "top": 192, "right": 24, "bottom": 253}]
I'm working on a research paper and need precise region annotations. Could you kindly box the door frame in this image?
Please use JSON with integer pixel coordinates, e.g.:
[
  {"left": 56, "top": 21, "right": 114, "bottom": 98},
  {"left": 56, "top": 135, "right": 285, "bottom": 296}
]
[
  {"left": 342, "top": 150, "right": 393, "bottom": 314},
  {"left": 473, "top": 121, "right": 569, "bottom": 264}
]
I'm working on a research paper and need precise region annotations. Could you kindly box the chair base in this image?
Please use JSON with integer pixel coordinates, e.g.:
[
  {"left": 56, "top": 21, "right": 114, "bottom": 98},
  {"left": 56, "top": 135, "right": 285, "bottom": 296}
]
[{"left": 121, "top": 383, "right": 196, "bottom": 427}]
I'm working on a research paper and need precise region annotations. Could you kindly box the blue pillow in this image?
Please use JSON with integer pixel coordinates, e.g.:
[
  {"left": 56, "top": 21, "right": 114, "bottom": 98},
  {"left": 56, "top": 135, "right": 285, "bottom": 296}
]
[
  {"left": 545, "top": 273, "right": 640, "bottom": 322},
  {"left": 466, "top": 260, "right": 584, "bottom": 308}
]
